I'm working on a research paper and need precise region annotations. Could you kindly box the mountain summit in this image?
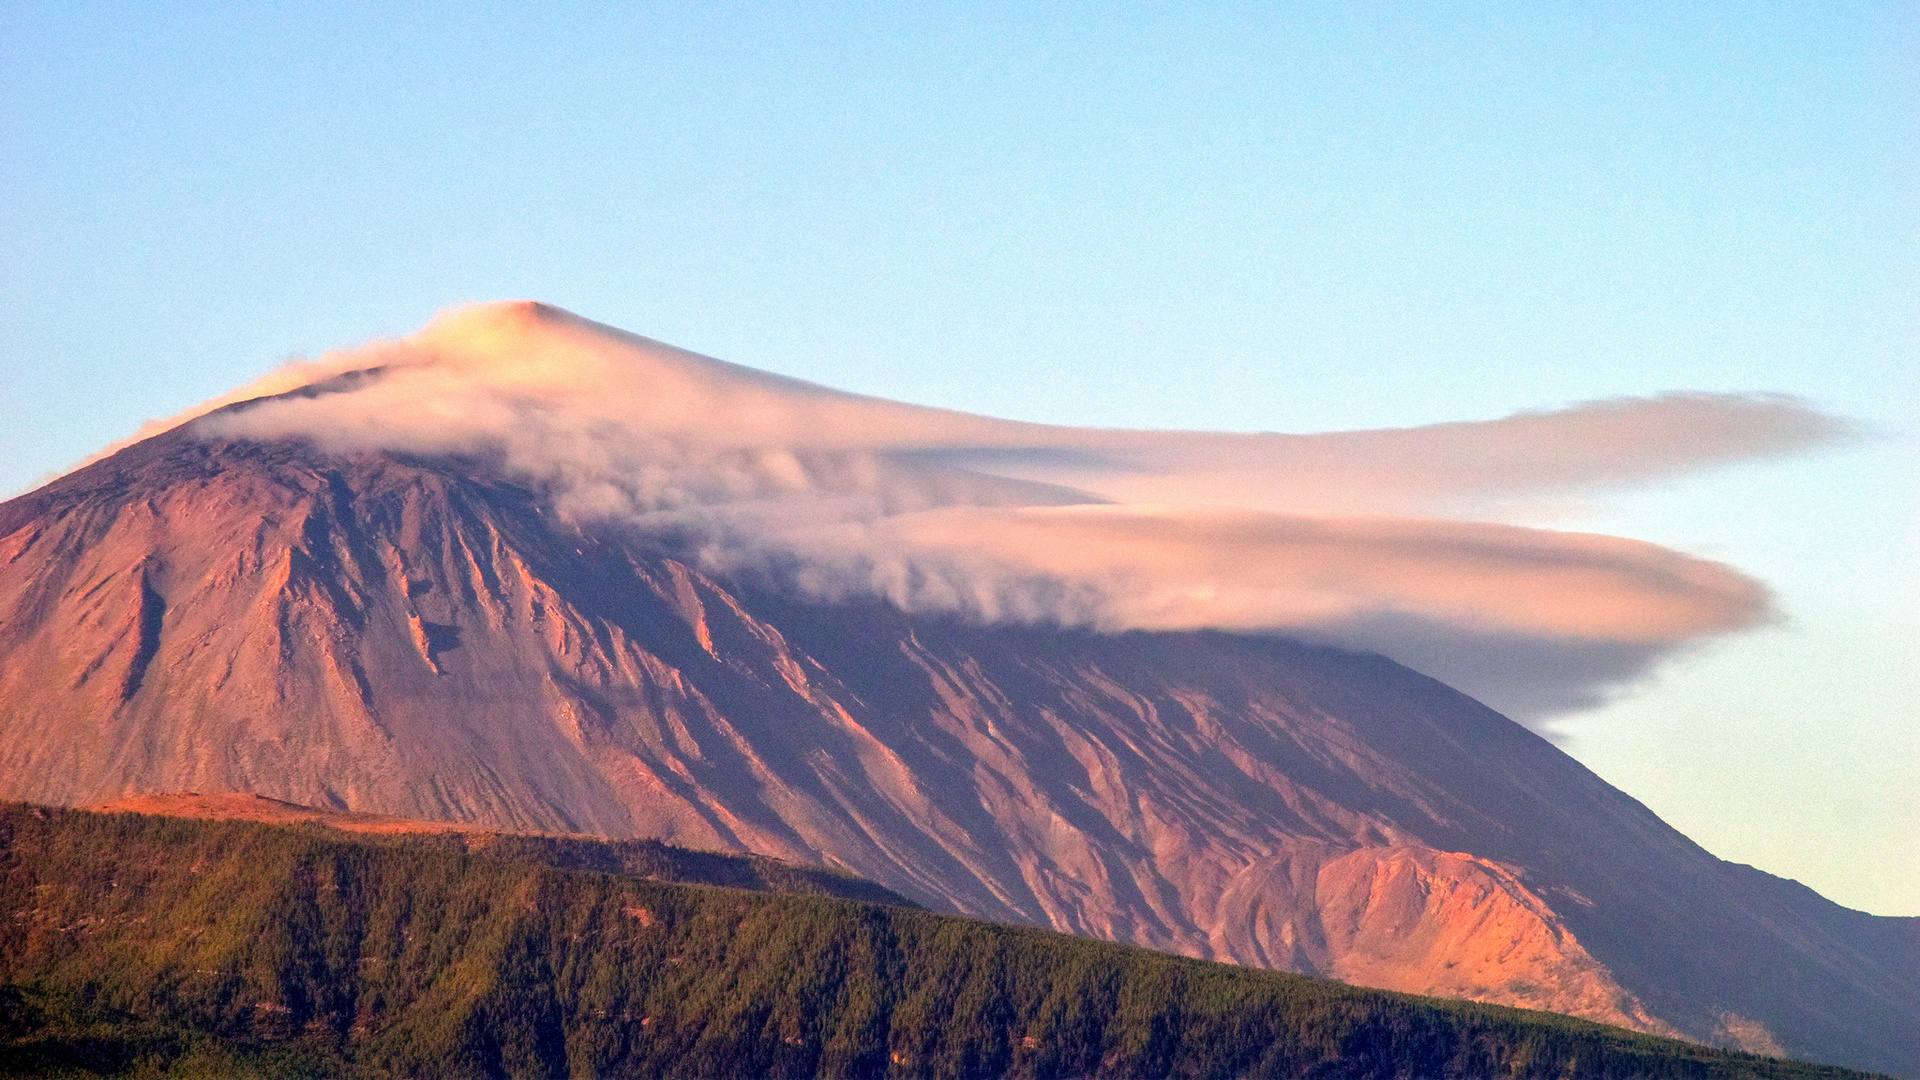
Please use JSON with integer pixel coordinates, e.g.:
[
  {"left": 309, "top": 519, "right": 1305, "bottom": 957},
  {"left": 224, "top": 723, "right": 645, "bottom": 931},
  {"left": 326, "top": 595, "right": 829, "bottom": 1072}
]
[
  {"left": 0, "top": 306, "right": 1911, "bottom": 1075},
  {"left": 130, "top": 301, "right": 1838, "bottom": 719}
]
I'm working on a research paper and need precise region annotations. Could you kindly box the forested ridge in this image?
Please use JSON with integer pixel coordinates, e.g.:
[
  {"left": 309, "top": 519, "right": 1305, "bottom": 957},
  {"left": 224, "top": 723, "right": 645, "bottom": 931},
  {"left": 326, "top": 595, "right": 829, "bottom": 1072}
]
[{"left": 0, "top": 805, "right": 1887, "bottom": 1080}]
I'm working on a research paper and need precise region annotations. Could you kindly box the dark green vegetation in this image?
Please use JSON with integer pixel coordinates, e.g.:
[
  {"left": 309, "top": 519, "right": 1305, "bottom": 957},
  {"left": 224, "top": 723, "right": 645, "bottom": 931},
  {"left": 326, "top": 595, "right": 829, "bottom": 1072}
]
[
  {"left": 379, "top": 828, "right": 915, "bottom": 911},
  {"left": 0, "top": 805, "right": 1886, "bottom": 1080}
]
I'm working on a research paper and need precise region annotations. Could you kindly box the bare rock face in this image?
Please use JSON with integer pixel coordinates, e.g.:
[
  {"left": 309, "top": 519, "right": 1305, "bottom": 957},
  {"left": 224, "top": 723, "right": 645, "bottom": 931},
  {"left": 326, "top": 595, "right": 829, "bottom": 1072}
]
[{"left": 1, "top": 426, "right": 1914, "bottom": 1076}]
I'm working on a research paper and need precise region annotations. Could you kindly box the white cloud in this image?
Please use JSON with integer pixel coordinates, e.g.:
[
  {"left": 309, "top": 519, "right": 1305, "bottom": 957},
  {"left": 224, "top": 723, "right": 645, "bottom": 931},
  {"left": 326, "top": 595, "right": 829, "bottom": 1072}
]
[{"left": 191, "top": 301, "right": 1846, "bottom": 722}]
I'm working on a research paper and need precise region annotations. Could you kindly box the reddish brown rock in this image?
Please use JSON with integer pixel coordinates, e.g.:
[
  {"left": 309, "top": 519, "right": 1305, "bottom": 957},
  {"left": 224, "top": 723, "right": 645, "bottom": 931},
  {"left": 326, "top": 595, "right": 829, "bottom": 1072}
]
[{"left": 1, "top": 425, "right": 1914, "bottom": 1075}]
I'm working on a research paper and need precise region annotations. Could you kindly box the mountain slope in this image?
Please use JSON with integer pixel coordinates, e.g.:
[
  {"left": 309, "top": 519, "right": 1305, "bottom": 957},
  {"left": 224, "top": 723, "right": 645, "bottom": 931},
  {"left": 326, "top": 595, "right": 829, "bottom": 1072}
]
[
  {"left": 0, "top": 804, "right": 1888, "bottom": 1080},
  {"left": 0, "top": 424, "right": 1914, "bottom": 1075}
]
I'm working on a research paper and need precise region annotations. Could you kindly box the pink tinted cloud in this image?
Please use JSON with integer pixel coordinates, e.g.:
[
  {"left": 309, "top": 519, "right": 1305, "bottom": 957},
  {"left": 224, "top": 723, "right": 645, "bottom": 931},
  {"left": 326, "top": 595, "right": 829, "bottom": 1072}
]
[{"left": 181, "top": 302, "right": 1844, "bottom": 720}]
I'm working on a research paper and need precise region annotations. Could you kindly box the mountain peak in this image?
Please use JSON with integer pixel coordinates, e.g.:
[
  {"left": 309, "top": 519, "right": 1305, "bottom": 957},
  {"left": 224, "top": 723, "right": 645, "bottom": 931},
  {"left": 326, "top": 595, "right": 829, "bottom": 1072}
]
[
  {"left": 25, "top": 303, "right": 1829, "bottom": 725},
  {"left": 409, "top": 299, "right": 589, "bottom": 360},
  {"left": 400, "top": 299, "right": 844, "bottom": 402},
  {"left": 1, "top": 328, "right": 1915, "bottom": 1071},
  {"left": 436, "top": 298, "right": 573, "bottom": 329}
]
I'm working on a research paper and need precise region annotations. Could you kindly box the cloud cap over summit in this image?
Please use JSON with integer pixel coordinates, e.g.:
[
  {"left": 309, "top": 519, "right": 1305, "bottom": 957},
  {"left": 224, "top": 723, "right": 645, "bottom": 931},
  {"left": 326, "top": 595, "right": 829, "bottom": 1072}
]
[{"left": 183, "top": 301, "right": 1841, "bottom": 721}]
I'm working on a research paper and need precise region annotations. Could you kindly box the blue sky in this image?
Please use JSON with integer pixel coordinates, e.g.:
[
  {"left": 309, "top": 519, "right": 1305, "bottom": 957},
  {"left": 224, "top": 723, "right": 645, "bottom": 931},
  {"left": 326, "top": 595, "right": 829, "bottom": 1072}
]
[{"left": 2, "top": 2, "right": 1913, "bottom": 912}]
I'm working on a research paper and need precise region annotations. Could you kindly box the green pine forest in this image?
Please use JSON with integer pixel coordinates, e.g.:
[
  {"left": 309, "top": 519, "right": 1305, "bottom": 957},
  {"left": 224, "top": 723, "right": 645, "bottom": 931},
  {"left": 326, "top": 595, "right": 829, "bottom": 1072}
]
[{"left": 0, "top": 804, "right": 1888, "bottom": 1080}]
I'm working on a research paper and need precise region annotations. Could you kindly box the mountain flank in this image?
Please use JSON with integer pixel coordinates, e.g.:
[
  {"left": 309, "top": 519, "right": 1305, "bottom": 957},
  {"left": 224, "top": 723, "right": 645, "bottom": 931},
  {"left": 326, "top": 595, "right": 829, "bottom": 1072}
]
[
  {"left": 0, "top": 804, "right": 1892, "bottom": 1080},
  {"left": 0, "top": 400, "right": 1914, "bottom": 1074}
]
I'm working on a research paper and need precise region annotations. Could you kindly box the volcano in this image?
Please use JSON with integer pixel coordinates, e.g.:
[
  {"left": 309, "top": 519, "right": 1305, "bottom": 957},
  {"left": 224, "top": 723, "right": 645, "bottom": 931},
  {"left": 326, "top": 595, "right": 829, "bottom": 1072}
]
[{"left": 0, "top": 305, "right": 1913, "bottom": 1075}]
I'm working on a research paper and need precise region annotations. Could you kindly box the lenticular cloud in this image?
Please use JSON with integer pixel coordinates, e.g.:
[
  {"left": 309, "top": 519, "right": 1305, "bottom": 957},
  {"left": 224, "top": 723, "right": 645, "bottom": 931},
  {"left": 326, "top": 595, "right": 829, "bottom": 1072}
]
[{"left": 178, "top": 301, "right": 1846, "bottom": 722}]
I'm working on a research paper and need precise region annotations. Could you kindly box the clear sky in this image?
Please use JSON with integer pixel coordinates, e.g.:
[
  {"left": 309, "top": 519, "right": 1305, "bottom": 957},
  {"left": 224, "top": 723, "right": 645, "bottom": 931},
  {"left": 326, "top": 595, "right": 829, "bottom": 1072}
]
[{"left": 2, "top": 2, "right": 1913, "bottom": 913}]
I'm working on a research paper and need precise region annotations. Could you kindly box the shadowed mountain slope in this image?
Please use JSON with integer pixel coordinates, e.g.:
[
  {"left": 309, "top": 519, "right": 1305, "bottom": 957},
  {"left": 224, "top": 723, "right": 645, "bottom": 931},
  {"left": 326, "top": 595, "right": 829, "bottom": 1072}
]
[{"left": 0, "top": 425, "right": 1913, "bottom": 1075}]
